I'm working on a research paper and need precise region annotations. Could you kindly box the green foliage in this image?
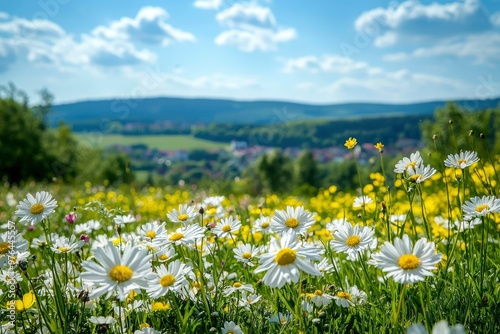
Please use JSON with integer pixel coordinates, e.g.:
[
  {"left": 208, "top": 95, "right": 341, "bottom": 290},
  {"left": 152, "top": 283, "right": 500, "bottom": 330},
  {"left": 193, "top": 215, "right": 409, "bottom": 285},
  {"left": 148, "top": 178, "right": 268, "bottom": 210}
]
[
  {"left": 192, "top": 115, "right": 428, "bottom": 148},
  {"left": 256, "top": 149, "right": 294, "bottom": 194},
  {"left": 0, "top": 84, "right": 133, "bottom": 186}
]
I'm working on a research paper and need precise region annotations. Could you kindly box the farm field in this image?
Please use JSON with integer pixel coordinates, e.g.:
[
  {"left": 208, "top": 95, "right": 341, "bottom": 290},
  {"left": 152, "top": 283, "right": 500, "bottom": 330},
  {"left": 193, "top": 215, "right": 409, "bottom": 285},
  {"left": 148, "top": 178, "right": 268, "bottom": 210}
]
[{"left": 75, "top": 134, "right": 229, "bottom": 151}]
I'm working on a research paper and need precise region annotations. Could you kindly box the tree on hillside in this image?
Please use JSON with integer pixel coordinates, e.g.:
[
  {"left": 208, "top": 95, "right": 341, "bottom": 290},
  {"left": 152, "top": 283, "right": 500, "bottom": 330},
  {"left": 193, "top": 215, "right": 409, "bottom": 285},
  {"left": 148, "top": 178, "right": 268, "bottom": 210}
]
[
  {"left": 295, "top": 149, "right": 318, "bottom": 187},
  {"left": 256, "top": 149, "right": 293, "bottom": 194}
]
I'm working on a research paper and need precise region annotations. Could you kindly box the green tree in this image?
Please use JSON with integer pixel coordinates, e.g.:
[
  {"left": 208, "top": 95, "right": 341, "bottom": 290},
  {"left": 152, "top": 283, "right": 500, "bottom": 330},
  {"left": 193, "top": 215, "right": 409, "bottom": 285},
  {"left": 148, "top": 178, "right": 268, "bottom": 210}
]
[
  {"left": 256, "top": 149, "right": 293, "bottom": 193},
  {"left": 295, "top": 149, "right": 318, "bottom": 188}
]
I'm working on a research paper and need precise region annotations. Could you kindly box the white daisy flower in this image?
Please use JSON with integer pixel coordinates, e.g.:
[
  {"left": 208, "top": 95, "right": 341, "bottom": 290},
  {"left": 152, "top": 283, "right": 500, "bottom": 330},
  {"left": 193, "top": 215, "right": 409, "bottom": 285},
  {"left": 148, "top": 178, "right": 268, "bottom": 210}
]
[
  {"left": 462, "top": 195, "right": 500, "bottom": 219},
  {"left": 212, "top": 216, "right": 241, "bottom": 239},
  {"left": 254, "top": 231, "right": 322, "bottom": 288},
  {"left": 74, "top": 220, "right": 101, "bottom": 234},
  {"left": 330, "top": 223, "right": 376, "bottom": 261},
  {"left": 203, "top": 196, "right": 225, "bottom": 217},
  {"left": 271, "top": 206, "right": 316, "bottom": 236},
  {"left": 114, "top": 214, "right": 136, "bottom": 225},
  {"left": 0, "top": 231, "right": 28, "bottom": 268},
  {"left": 326, "top": 218, "right": 349, "bottom": 233},
  {"left": 269, "top": 312, "right": 293, "bottom": 325},
  {"left": 223, "top": 281, "right": 254, "bottom": 297},
  {"left": 137, "top": 221, "right": 168, "bottom": 244},
  {"left": 0, "top": 270, "right": 23, "bottom": 284},
  {"left": 166, "top": 224, "right": 206, "bottom": 246},
  {"left": 89, "top": 316, "right": 116, "bottom": 325},
  {"left": 407, "top": 320, "right": 465, "bottom": 334},
  {"left": 390, "top": 214, "right": 407, "bottom": 224},
  {"left": 454, "top": 217, "right": 482, "bottom": 232},
  {"left": 134, "top": 328, "right": 162, "bottom": 334},
  {"left": 151, "top": 246, "right": 176, "bottom": 262},
  {"left": 221, "top": 321, "right": 243, "bottom": 334},
  {"left": 301, "top": 300, "right": 314, "bottom": 316},
  {"left": 315, "top": 257, "right": 337, "bottom": 275},
  {"left": 370, "top": 234, "right": 442, "bottom": 284},
  {"left": 50, "top": 234, "right": 85, "bottom": 254},
  {"left": 253, "top": 216, "right": 272, "bottom": 234},
  {"left": 233, "top": 243, "right": 260, "bottom": 267},
  {"left": 353, "top": 196, "right": 373, "bottom": 208},
  {"left": 444, "top": 151, "right": 479, "bottom": 169},
  {"left": 406, "top": 164, "right": 437, "bottom": 184},
  {"left": 146, "top": 260, "right": 190, "bottom": 299},
  {"left": 394, "top": 151, "right": 423, "bottom": 174},
  {"left": 238, "top": 291, "right": 262, "bottom": 308},
  {"left": 167, "top": 204, "right": 199, "bottom": 224},
  {"left": 334, "top": 285, "right": 367, "bottom": 308},
  {"left": 15, "top": 191, "right": 58, "bottom": 226},
  {"left": 310, "top": 289, "right": 334, "bottom": 307},
  {"left": 81, "top": 242, "right": 154, "bottom": 301}
]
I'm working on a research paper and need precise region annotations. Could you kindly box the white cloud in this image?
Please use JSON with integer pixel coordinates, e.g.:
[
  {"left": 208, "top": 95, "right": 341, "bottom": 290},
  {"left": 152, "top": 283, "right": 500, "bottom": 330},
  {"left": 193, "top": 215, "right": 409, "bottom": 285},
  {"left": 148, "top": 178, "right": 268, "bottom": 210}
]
[
  {"left": 193, "top": 0, "right": 223, "bottom": 10},
  {"left": 321, "top": 68, "right": 464, "bottom": 102},
  {"left": 411, "top": 33, "right": 500, "bottom": 65},
  {"left": 383, "top": 52, "right": 410, "bottom": 62},
  {"left": 215, "top": 3, "right": 296, "bottom": 52},
  {"left": 282, "top": 55, "right": 368, "bottom": 74},
  {"left": 491, "top": 12, "right": 500, "bottom": 27},
  {"left": 91, "top": 6, "right": 195, "bottom": 46},
  {"left": 0, "top": 12, "right": 10, "bottom": 20},
  {"left": 0, "top": 7, "right": 194, "bottom": 72},
  {"left": 355, "top": 0, "right": 491, "bottom": 47}
]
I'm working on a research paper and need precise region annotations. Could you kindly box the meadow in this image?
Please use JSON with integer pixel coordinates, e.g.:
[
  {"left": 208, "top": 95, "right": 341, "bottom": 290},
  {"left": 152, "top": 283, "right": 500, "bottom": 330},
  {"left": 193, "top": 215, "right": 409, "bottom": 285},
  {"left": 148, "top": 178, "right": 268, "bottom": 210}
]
[
  {"left": 74, "top": 134, "right": 228, "bottom": 151},
  {"left": 1, "top": 138, "right": 499, "bottom": 334}
]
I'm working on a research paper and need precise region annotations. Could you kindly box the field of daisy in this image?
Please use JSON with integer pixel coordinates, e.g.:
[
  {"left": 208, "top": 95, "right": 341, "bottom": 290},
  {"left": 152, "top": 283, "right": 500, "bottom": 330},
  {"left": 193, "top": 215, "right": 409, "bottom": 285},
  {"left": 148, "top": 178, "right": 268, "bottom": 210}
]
[{"left": 1, "top": 137, "right": 499, "bottom": 334}]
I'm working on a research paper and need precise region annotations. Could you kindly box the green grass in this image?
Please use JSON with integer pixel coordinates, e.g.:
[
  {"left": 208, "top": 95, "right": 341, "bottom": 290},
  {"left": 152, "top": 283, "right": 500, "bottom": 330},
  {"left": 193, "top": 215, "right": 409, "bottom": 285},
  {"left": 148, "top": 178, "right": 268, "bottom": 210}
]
[{"left": 75, "top": 134, "right": 228, "bottom": 151}]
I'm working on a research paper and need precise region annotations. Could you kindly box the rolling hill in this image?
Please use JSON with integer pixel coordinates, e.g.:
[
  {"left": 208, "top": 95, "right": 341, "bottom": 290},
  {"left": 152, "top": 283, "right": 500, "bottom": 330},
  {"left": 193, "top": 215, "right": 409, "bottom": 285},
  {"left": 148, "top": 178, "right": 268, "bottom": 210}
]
[{"left": 51, "top": 96, "right": 500, "bottom": 129}]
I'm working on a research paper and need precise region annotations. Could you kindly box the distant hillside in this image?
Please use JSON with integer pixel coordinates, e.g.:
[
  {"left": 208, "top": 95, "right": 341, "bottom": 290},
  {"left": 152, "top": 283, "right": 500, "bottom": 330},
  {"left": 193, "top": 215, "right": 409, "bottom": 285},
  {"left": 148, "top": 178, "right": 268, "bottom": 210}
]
[{"left": 51, "top": 96, "right": 500, "bottom": 129}]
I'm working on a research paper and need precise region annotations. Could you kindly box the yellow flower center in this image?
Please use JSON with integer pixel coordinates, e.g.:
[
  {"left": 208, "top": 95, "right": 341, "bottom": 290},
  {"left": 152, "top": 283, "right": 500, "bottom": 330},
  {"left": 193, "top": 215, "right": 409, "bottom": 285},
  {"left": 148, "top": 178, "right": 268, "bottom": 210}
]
[
  {"left": 398, "top": 254, "right": 420, "bottom": 270},
  {"left": 169, "top": 232, "right": 184, "bottom": 241},
  {"left": 261, "top": 221, "right": 270, "bottom": 228},
  {"left": 109, "top": 265, "right": 133, "bottom": 282},
  {"left": 0, "top": 242, "right": 12, "bottom": 255},
  {"left": 232, "top": 282, "right": 242, "bottom": 288},
  {"left": 242, "top": 252, "right": 252, "bottom": 259},
  {"left": 177, "top": 214, "right": 189, "bottom": 221},
  {"left": 222, "top": 225, "right": 231, "bottom": 232},
  {"left": 475, "top": 204, "right": 490, "bottom": 213},
  {"left": 346, "top": 235, "right": 361, "bottom": 247},
  {"left": 140, "top": 323, "right": 150, "bottom": 329},
  {"left": 336, "top": 291, "right": 352, "bottom": 300},
  {"left": 160, "top": 274, "right": 175, "bottom": 287},
  {"left": 279, "top": 318, "right": 287, "bottom": 324},
  {"left": 405, "top": 161, "right": 417, "bottom": 170},
  {"left": 227, "top": 331, "right": 235, "bottom": 334},
  {"left": 285, "top": 218, "right": 299, "bottom": 228},
  {"left": 146, "top": 231, "right": 156, "bottom": 238},
  {"left": 410, "top": 174, "right": 421, "bottom": 182},
  {"left": 30, "top": 203, "right": 45, "bottom": 215},
  {"left": 159, "top": 254, "right": 169, "bottom": 261},
  {"left": 275, "top": 248, "right": 297, "bottom": 266},
  {"left": 457, "top": 159, "right": 467, "bottom": 165},
  {"left": 207, "top": 208, "right": 217, "bottom": 216},
  {"left": 314, "top": 290, "right": 323, "bottom": 296},
  {"left": 57, "top": 247, "right": 71, "bottom": 253},
  {"left": 112, "top": 237, "right": 123, "bottom": 246}
]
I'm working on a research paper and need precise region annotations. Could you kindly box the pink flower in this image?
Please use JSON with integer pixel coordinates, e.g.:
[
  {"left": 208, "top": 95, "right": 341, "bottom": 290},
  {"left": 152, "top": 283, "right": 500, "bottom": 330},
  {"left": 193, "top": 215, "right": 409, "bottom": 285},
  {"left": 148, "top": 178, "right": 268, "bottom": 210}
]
[
  {"left": 80, "top": 234, "right": 90, "bottom": 243},
  {"left": 65, "top": 212, "right": 77, "bottom": 224}
]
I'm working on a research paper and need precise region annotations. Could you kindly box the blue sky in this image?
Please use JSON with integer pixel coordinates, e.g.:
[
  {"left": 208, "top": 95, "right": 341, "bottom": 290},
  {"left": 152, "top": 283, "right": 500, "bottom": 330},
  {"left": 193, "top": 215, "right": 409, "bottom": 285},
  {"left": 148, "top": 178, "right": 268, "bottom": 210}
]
[{"left": 1, "top": 0, "right": 499, "bottom": 104}]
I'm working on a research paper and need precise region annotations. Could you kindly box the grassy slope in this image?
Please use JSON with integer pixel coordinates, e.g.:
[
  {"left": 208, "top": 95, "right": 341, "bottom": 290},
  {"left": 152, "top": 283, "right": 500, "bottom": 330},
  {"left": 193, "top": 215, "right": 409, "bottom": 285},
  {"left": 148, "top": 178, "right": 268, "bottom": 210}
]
[{"left": 75, "top": 134, "right": 228, "bottom": 150}]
